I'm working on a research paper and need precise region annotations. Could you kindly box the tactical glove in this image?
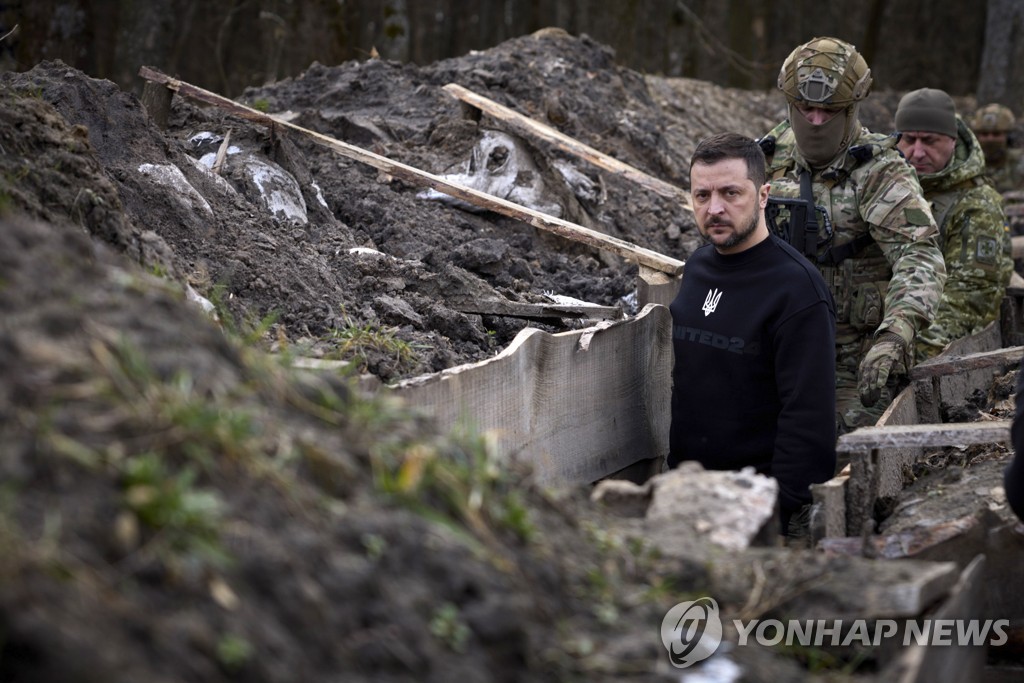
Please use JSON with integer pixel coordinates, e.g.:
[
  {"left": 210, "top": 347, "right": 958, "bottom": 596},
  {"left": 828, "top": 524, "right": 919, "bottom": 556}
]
[{"left": 858, "top": 331, "right": 908, "bottom": 407}]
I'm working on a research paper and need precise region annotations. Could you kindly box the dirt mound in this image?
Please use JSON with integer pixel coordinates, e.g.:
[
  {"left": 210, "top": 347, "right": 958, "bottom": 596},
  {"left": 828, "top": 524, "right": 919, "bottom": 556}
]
[
  {"left": 2, "top": 31, "right": 992, "bottom": 682},
  {"left": 0, "top": 33, "right": 781, "bottom": 683},
  {"left": 2, "top": 31, "right": 779, "bottom": 383}
]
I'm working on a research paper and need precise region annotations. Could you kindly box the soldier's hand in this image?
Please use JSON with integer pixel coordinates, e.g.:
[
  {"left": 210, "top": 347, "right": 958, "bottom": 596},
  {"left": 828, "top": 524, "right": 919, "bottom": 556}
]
[{"left": 858, "top": 332, "right": 907, "bottom": 407}]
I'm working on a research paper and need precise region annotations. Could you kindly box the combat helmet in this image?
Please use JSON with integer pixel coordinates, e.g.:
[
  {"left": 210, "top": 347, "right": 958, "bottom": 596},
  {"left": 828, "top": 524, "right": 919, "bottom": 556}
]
[
  {"left": 970, "top": 103, "right": 1015, "bottom": 133},
  {"left": 778, "top": 37, "right": 872, "bottom": 107}
]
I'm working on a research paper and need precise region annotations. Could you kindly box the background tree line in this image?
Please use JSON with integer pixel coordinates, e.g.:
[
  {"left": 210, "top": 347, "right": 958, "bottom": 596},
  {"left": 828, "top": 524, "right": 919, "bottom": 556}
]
[{"left": 2, "top": 0, "right": 1024, "bottom": 110}]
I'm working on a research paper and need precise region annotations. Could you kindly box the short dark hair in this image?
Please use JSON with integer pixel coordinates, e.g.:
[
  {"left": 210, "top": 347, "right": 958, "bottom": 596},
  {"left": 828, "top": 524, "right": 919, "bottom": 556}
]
[{"left": 689, "top": 132, "right": 767, "bottom": 189}]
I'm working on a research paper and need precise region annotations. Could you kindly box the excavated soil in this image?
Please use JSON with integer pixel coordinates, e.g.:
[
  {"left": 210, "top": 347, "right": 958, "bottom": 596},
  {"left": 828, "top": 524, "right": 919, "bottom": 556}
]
[{"left": 0, "top": 31, "right": 1016, "bottom": 683}]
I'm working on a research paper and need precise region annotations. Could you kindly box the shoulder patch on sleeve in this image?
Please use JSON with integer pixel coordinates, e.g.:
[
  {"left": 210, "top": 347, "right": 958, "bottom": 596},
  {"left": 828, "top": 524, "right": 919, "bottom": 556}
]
[
  {"left": 976, "top": 235, "right": 999, "bottom": 264},
  {"left": 904, "top": 207, "right": 932, "bottom": 226}
]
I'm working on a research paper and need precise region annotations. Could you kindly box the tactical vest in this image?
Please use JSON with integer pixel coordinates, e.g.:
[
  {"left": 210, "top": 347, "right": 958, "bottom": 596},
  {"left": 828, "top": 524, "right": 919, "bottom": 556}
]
[{"left": 759, "top": 127, "right": 908, "bottom": 332}]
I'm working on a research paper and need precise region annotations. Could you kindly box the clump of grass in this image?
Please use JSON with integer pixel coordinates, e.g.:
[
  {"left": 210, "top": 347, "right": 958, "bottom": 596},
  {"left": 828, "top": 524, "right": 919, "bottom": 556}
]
[
  {"left": 121, "top": 451, "right": 229, "bottom": 567},
  {"left": 207, "top": 282, "right": 280, "bottom": 346},
  {"left": 89, "top": 337, "right": 263, "bottom": 468},
  {"left": 323, "top": 314, "right": 421, "bottom": 374},
  {"left": 370, "top": 423, "right": 536, "bottom": 545},
  {"left": 216, "top": 633, "right": 254, "bottom": 672},
  {"left": 429, "top": 602, "right": 471, "bottom": 652}
]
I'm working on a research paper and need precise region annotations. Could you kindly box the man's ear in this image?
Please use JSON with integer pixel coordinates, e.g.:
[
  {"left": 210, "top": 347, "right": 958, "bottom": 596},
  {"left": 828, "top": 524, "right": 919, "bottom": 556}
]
[{"left": 759, "top": 182, "right": 771, "bottom": 209}]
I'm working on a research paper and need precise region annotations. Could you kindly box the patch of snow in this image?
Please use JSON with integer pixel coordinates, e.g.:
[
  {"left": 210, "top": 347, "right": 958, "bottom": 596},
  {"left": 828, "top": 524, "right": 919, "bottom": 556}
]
[
  {"left": 185, "top": 283, "right": 217, "bottom": 319},
  {"left": 620, "top": 290, "right": 639, "bottom": 316},
  {"left": 197, "top": 148, "right": 241, "bottom": 169},
  {"left": 189, "top": 131, "right": 221, "bottom": 147},
  {"left": 137, "top": 163, "right": 212, "bottom": 216},
  {"left": 678, "top": 652, "right": 742, "bottom": 683},
  {"left": 312, "top": 181, "right": 330, "bottom": 210},
  {"left": 543, "top": 290, "right": 598, "bottom": 307},
  {"left": 553, "top": 159, "right": 603, "bottom": 205},
  {"left": 237, "top": 156, "right": 308, "bottom": 224},
  {"left": 181, "top": 155, "right": 237, "bottom": 195},
  {"left": 349, "top": 246, "right": 387, "bottom": 257},
  {"left": 417, "top": 129, "right": 563, "bottom": 217}
]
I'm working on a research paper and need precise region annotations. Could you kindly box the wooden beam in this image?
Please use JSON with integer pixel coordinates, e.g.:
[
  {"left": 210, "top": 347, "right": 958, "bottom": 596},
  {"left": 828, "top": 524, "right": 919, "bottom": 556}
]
[
  {"left": 636, "top": 264, "right": 682, "bottom": 308},
  {"left": 837, "top": 420, "right": 1011, "bottom": 454},
  {"left": 454, "top": 299, "right": 622, "bottom": 320},
  {"left": 140, "top": 80, "right": 172, "bottom": 130},
  {"left": 388, "top": 304, "right": 673, "bottom": 484},
  {"left": 442, "top": 83, "right": 693, "bottom": 212},
  {"left": 909, "top": 345, "right": 1024, "bottom": 380},
  {"left": 137, "top": 66, "right": 684, "bottom": 276},
  {"left": 889, "top": 556, "right": 987, "bottom": 683}
]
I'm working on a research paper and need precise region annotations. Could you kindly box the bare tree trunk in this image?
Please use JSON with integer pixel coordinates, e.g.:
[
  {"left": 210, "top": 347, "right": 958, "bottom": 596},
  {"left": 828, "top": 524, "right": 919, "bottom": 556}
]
[{"left": 978, "top": 0, "right": 1024, "bottom": 110}]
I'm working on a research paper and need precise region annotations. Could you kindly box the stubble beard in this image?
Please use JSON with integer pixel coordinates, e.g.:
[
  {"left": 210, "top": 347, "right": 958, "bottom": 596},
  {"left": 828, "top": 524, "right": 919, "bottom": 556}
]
[{"left": 703, "top": 207, "right": 759, "bottom": 250}]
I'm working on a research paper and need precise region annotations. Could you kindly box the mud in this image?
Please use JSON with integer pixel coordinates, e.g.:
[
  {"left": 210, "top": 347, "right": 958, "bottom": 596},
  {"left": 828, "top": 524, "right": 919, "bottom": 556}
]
[{"left": 0, "top": 30, "right": 1012, "bottom": 683}]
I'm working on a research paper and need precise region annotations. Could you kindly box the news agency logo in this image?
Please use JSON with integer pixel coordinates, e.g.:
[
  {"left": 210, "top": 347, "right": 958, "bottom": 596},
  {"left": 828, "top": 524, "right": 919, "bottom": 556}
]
[
  {"left": 660, "top": 596, "right": 1011, "bottom": 668},
  {"left": 660, "top": 597, "right": 723, "bottom": 668}
]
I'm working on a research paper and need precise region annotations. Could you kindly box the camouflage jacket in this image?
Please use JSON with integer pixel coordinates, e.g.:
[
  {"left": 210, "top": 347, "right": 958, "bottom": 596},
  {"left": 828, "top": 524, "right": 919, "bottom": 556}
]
[
  {"left": 761, "top": 121, "right": 947, "bottom": 360},
  {"left": 986, "top": 146, "right": 1024, "bottom": 194},
  {"left": 913, "top": 117, "right": 1012, "bottom": 361},
  {"left": 986, "top": 147, "right": 1024, "bottom": 234}
]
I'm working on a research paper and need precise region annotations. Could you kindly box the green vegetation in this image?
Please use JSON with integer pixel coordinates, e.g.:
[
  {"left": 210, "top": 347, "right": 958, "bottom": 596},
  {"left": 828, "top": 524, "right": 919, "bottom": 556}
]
[
  {"left": 216, "top": 633, "right": 254, "bottom": 671},
  {"left": 208, "top": 282, "right": 281, "bottom": 346},
  {"left": 121, "top": 452, "right": 229, "bottom": 567},
  {"left": 429, "top": 602, "right": 470, "bottom": 652},
  {"left": 370, "top": 424, "right": 536, "bottom": 545},
  {"left": 323, "top": 317, "right": 420, "bottom": 372}
]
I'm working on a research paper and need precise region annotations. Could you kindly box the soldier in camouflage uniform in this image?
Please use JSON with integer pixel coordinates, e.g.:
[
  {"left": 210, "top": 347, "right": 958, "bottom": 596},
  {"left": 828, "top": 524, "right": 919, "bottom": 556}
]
[
  {"left": 760, "top": 37, "right": 947, "bottom": 434},
  {"left": 968, "top": 104, "right": 1024, "bottom": 253},
  {"left": 895, "top": 89, "right": 1012, "bottom": 361}
]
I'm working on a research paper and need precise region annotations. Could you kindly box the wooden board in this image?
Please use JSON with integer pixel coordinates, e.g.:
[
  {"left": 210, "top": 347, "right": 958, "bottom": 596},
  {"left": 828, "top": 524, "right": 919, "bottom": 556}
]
[
  {"left": 910, "top": 344, "right": 1023, "bottom": 381},
  {"left": 138, "top": 66, "right": 685, "bottom": 277},
  {"left": 387, "top": 303, "right": 672, "bottom": 484},
  {"left": 637, "top": 265, "right": 682, "bottom": 309},
  {"left": 442, "top": 83, "right": 693, "bottom": 212},
  {"left": 836, "top": 324, "right": 1011, "bottom": 536},
  {"left": 912, "top": 325, "right": 1011, "bottom": 423},
  {"left": 810, "top": 474, "right": 848, "bottom": 540},
  {"left": 841, "top": 384, "right": 923, "bottom": 538},
  {"left": 886, "top": 555, "right": 988, "bottom": 683},
  {"left": 837, "top": 421, "right": 1011, "bottom": 453},
  {"left": 454, "top": 299, "right": 622, "bottom": 320}
]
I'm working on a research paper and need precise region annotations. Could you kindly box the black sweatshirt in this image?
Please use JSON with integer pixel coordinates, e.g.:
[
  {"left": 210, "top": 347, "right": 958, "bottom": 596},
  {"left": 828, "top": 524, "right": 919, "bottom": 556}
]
[
  {"left": 668, "top": 234, "right": 837, "bottom": 514},
  {"left": 1007, "top": 357, "right": 1024, "bottom": 523}
]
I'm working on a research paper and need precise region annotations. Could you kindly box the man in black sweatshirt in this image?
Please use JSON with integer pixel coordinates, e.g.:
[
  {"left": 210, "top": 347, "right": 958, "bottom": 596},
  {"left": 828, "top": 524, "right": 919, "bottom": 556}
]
[{"left": 667, "top": 132, "right": 837, "bottom": 535}]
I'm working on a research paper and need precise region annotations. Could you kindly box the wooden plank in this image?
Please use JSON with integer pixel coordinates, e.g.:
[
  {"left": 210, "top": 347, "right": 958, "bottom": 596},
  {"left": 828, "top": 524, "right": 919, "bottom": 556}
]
[
  {"left": 137, "top": 66, "right": 685, "bottom": 276},
  {"left": 891, "top": 555, "right": 988, "bottom": 683},
  {"left": 845, "top": 384, "right": 922, "bottom": 538},
  {"left": 774, "top": 556, "right": 960, "bottom": 619},
  {"left": 442, "top": 83, "right": 694, "bottom": 212},
  {"left": 140, "top": 80, "right": 172, "bottom": 129},
  {"left": 386, "top": 303, "right": 673, "bottom": 484},
  {"left": 910, "top": 345, "right": 1024, "bottom": 380},
  {"left": 454, "top": 299, "right": 622, "bottom": 320},
  {"left": 636, "top": 264, "right": 682, "bottom": 309},
  {"left": 810, "top": 474, "right": 847, "bottom": 541},
  {"left": 914, "top": 324, "right": 1006, "bottom": 424},
  {"left": 819, "top": 514, "right": 982, "bottom": 559},
  {"left": 838, "top": 420, "right": 1011, "bottom": 454}
]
